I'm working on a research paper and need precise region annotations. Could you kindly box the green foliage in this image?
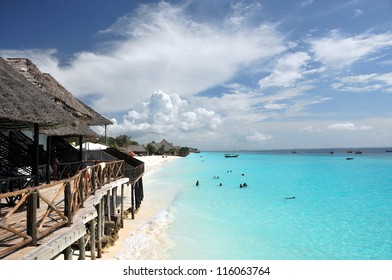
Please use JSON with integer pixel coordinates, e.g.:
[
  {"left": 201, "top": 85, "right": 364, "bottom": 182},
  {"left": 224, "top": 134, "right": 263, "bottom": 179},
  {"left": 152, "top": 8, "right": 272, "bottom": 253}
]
[
  {"left": 146, "top": 143, "right": 157, "bottom": 155},
  {"left": 178, "top": 147, "right": 190, "bottom": 157},
  {"left": 96, "top": 134, "right": 138, "bottom": 148}
]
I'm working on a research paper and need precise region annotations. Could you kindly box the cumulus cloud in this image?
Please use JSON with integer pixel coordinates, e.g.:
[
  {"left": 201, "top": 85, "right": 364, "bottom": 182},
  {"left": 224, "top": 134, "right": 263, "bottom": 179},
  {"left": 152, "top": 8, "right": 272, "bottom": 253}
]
[
  {"left": 102, "top": 90, "right": 221, "bottom": 139},
  {"left": 327, "top": 122, "right": 373, "bottom": 131},
  {"left": 309, "top": 31, "right": 392, "bottom": 67}
]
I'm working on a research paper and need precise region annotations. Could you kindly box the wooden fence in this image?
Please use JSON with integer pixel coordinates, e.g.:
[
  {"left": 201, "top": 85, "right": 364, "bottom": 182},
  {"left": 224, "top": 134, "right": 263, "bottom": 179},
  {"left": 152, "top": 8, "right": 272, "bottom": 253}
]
[{"left": 0, "top": 160, "right": 124, "bottom": 258}]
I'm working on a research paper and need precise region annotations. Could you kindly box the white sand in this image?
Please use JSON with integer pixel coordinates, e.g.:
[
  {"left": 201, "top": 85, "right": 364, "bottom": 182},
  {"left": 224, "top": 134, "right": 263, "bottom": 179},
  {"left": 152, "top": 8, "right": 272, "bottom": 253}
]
[{"left": 98, "top": 155, "right": 181, "bottom": 260}]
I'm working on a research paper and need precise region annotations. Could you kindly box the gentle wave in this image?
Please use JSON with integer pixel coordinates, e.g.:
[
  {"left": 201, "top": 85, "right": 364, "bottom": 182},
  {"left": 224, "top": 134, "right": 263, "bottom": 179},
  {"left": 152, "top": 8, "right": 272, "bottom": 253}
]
[{"left": 114, "top": 210, "right": 173, "bottom": 260}]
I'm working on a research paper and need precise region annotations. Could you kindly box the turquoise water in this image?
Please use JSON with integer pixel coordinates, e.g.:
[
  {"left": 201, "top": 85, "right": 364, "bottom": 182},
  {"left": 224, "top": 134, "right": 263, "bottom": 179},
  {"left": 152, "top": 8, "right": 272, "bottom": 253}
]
[{"left": 156, "top": 150, "right": 392, "bottom": 260}]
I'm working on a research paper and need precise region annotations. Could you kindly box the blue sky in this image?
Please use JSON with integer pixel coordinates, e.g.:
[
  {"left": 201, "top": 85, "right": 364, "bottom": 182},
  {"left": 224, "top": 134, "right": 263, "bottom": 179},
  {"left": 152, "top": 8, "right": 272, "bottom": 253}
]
[{"left": 1, "top": 0, "right": 392, "bottom": 150}]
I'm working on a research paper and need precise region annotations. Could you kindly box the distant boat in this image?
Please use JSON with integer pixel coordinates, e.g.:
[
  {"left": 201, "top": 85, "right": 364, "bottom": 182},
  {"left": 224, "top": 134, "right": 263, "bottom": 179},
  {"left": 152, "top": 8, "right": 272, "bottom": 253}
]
[
  {"left": 346, "top": 157, "right": 354, "bottom": 160},
  {"left": 386, "top": 150, "right": 392, "bottom": 153},
  {"left": 224, "top": 153, "right": 239, "bottom": 158},
  {"left": 354, "top": 151, "right": 362, "bottom": 154},
  {"left": 347, "top": 149, "right": 353, "bottom": 153}
]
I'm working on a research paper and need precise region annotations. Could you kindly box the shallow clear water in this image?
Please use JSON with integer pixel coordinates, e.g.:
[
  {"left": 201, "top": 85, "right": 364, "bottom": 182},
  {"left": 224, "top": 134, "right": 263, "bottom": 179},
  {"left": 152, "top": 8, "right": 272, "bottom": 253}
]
[{"left": 161, "top": 150, "right": 392, "bottom": 260}]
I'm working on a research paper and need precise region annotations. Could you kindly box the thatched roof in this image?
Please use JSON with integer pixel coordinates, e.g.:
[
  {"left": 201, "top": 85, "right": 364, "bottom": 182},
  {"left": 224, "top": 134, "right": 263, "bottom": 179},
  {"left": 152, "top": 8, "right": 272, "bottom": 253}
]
[
  {"left": 0, "top": 57, "right": 73, "bottom": 130},
  {"left": 5, "top": 58, "right": 112, "bottom": 126},
  {"left": 41, "top": 122, "right": 98, "bottom": 137}
]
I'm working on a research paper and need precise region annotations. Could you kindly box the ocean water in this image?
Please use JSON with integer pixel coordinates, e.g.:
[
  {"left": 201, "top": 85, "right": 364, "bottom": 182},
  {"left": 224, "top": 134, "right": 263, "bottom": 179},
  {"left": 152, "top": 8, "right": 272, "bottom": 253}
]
[{"left": 122, "top": 149, "right": 392, "bottom": 260}]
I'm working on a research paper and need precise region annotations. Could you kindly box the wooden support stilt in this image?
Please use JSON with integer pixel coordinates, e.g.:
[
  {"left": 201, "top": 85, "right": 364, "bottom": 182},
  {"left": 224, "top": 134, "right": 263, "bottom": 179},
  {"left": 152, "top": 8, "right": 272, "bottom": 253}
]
[
  {"left": 131, "top": 183, "right": 135, "bottom": 220},
  {"left": 78, "top": 236, "right": 86, "bottom": 260},
  {"left": 63, "top": 245, "right": 73, "bottom": 260},
  {"left": 106, "top": 190, "right": 111, "bottom": 220},
  {"left": 90, "top": 218, "right": 96, "bottom": 260},
  {"left": 140, "top": 177, "right": 144, "bottom": 201},
  {"left": 96, "top": 201, "right": 102, "bottom": 258},
  {"left": 101, "top": 197, "right": 105, "bottom": 239},
  {"left": 110, "top": 187, "right": 116, "bottom": 216},
  {"left": 121, "top": 184, "right": 124, "bottom": 228}
]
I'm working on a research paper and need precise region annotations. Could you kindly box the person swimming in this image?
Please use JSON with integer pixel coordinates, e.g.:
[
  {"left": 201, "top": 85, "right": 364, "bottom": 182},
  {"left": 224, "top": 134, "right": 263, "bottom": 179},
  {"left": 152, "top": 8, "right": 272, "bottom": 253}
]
[{"left": 285, "top": 196, "right": 295, "bottom": 199}]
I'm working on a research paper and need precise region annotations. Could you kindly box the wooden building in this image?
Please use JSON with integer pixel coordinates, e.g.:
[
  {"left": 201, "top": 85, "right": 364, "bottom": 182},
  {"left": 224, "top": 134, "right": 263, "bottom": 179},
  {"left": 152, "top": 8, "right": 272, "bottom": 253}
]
[{"left": 0, "top": 57, "right": 144, "bottom": 260}]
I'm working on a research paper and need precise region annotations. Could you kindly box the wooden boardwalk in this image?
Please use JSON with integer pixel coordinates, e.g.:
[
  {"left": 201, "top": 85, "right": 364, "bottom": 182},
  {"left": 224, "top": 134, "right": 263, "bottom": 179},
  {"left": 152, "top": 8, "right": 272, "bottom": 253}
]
[{"left": 0, "top": 160, "right": 144, "bottom": 260}]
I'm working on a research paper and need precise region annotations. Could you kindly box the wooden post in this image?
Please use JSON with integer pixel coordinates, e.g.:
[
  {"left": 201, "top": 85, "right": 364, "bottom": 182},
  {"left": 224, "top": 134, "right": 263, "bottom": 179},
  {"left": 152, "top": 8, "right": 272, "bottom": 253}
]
[
  {"left": 135, "top": 180, "right": 140, "bottom": 210},
  {"left": 33, "top": 124, "right": 39, "bottom": 187},
  {"left": 79, "top": 175, "right": 84, "bottom": 208},
  {"left": 106, "top": 190, "right": 111, "bottom": 220},
  {"left": 92, "top": 167, "right": 96, "bottom": 194},
  {"left": 64, "top": 183, "right": 72, "bottom": 226},
  {"left": 140, "top": 177, "right": 144, "bottom": 202},
  {"left": 120, "top": 184, "right": 124, "bottom": 228},
  {"left": 96, "top": 201, "right": 102, "bottom": 258},
  {"left": 110, "top": 187, "right": 116, "bottom": 216},
  {"left": 63, "top": 245, "right": 73, "bottom": 260},
  {"left": 131, "top": 183, "right": 135, "bottom": 220},
  {"left": 79, "top": 135, "right": 83, "bottom": 169},
  {"left": 90, "top": 218, "right": 96, "bottom": 260},
  {"left": 46, "top": 136, "right": 52, "bottom": 184},
  {"left": 78, "top": 235, "right": 86, "bottom": 260},
  {"left": 27, "top": 191, "right": 37, "bottom": 246},
  {"left": 101, "top": 197, "right": 105, "bottom": 240}
]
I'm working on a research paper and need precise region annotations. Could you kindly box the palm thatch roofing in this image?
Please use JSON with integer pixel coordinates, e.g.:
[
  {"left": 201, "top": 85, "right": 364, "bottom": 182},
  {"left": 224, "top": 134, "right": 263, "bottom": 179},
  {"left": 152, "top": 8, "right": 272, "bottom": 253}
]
[
  {"left": 40, "top": 122, "right": 98, "bottom": 137},
  {"left": 5, "top": 58, "right": 112, "bottom": 126},
  {"left": 0, "top": 57, "right": 73, "bottom": 130}
]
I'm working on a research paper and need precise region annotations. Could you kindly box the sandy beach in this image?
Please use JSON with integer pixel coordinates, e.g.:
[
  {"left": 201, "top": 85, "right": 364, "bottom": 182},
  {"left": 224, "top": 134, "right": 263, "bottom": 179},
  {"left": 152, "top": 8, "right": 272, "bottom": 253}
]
[{"left": 98, "top": 155, "right": 181, "bottom": 260}]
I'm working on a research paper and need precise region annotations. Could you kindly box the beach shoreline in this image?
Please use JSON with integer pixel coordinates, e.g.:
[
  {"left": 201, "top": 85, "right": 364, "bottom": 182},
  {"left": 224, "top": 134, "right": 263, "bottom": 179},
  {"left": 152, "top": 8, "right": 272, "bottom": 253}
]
[{"left": 99, "top": 155, "right": 182, "bottom": 260}]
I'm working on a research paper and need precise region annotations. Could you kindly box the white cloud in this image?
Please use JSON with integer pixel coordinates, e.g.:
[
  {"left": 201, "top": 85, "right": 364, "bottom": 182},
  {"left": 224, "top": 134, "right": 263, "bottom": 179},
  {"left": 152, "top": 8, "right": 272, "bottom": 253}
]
[
  {"left": 224, "top": 1, "right": 262, "bottom": 27},
  {"left": 332, "top": 72, "right": 392, "bottom": 92},
  {"left": 246, "top": 131, "right": 272, "bottom": 142},
  {"left": 3, "top": 2, "right": 285, "bottom": 114},
  {"left": 327, "top": 122, "right": 373, "bottom": 131},
  {"left": 299, "top": 125, "right": 322, "bottom": 133},
  {"left": 103, "top": 90, "right": 222, "bottom": 139},
  {"left": 300, "top": 0, "right": 314, "bottom": 8},
  {"left": 258, "top": 52, "right": 313, "bottom": 88},
  {"left": 309, "top": 31, "right": 392, "bottom": 67},
  {"left": 353, "top": 9, "right": 364, "bottom": 17}
]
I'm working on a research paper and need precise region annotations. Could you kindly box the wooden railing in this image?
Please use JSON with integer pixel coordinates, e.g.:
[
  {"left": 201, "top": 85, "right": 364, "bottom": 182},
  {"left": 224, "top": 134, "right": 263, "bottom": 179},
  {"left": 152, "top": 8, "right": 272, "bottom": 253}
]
[{"left": 0, "top": 160, "right": 124, "bottom": 258}]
